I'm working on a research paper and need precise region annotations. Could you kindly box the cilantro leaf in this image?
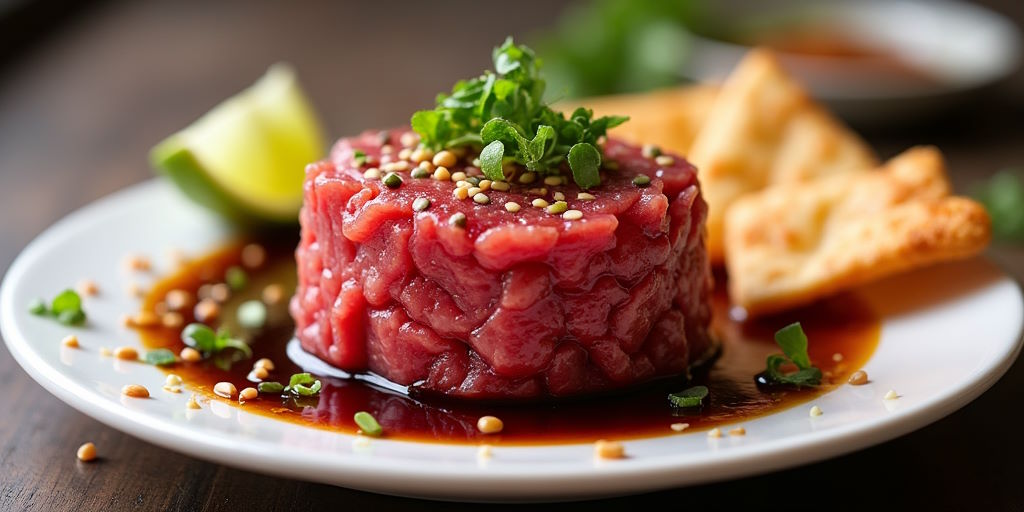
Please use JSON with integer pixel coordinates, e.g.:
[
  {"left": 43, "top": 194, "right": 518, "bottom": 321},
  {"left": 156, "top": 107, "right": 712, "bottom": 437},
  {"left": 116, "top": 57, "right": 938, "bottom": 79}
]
[
  {"left": 479, "top": 140, "right": 506, "bottom": 181},
  {"left": 757, "top": 323, "right": 822, "bottom": 388},
  {"left": 180, "top": 323, "right": 252, "bottom": 362},
  {"left": 667, "top": 385, "right": 708, "bottom": 408},
  {"left": 568, "top": 143, "right": 601, "bottom": 190},
  {"left": 775, "top": 322, "right": 812, "bottom": 369},
  {"left": 143, "top": 348, "right": 177, "bottom": 366}
]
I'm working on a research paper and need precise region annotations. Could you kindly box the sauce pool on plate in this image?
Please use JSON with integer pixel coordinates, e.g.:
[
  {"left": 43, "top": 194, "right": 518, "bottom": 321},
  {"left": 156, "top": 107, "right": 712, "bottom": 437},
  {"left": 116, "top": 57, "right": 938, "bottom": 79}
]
[{"left": 135, "top": 241, "right": 879, "bottom": 445}]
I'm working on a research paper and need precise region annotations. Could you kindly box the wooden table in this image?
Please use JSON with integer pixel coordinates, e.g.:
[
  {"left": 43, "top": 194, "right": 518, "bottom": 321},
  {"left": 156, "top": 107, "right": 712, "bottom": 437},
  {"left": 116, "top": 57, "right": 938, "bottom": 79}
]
[{"left": 2, "top": 1, "right": 1022, "bottom": 509}]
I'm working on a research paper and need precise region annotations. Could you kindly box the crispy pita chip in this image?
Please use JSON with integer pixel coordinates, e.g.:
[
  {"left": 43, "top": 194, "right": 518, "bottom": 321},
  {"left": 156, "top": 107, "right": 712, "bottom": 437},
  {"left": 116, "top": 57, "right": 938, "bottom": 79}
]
[
  {"left": 688, "top": 49, "right": 878, "bottom": 263},
  {"left": 724, "top": 146, "right": 991, "bottom": 316},
  {"left": 558, "top": 85, "right": 718, "bottom": 156}
]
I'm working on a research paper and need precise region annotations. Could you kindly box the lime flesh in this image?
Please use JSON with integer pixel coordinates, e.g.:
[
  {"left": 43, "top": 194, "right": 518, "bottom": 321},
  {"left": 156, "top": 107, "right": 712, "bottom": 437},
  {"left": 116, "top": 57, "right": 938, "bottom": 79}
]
[{"left": 150, "top": 64, "right": 325, "bottom": 224}]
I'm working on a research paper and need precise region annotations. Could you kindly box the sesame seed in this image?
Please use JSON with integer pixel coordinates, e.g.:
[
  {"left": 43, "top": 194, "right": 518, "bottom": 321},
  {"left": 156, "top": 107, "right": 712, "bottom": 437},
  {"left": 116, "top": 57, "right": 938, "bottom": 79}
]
[
  {"left": 165, "top": 289, "right": 193, "bottom": 311},
  {"left": 417, "top": 160, "right": 435, "bottom": 172},
  {"left": 543, "top": 176, "right": 563, "bottom": 186},
  {"left": 412, "top": 197, "right": 431, "bottom": 212},
  {"left": 594, "top": 440, "right": 625, "bottom": 459},
  {"left": 527, "top": 187, "right": 548, "bottom": 196},
  {"left": 453, "top": 187, "right": 470, "bottom": 200},
  {"left": 450, "top": 171, "right": 467, "bottom": 182},
  {"left": 504, "top": 202, "right": 521, "bottom": 213},
  {"left": 162, "top": 312, "right": 184, "bottom": 329},
  {"left": 76, "top": 442, "right": 97, "bottom": 462},
  {"left": 214, "top": 381, "right": 237, "bottom": 399},
  {"left": 546, "top": 201, "right": 568, "bottom": 215},
  {"left": 518, "top": 172, "right": 537, "bottom": 184},
  {"left": 433, "top": 167, "right": 451, "bottom": 181},
  {"left": 577, "top": 192, "right": 596, "bottom": 201},
  {"left": 77, "top": 280, "right": 99, "bottom": 296},
  {"left": 410, "top": 168, "right": 431, "bottom": 179},
  {"left": 466, "top": 176, "right": 481, "bottom": 186},
  {"left": 670, "top": 423, "right": 689, "bottom": 432},
  {"left": 884, "top": 390, "right": 900, "bottom": 400},
  {"left": 478, "top": 179, "right": 492, "bottom": 191},
  {"left": 239, "top": 387, "right": 258, "bottom": 403},
  {"left": 467, "top": 187, "right": 482, "bottom": 196},
  {"left": 490, "top": 181, "right": 510, "bottom": 192},
  {"left": 532, "top": 198, "right": 549, "bottom": 208},
  {"left": 455, "top": 180, "right": 471, "bottom": 188},
  {"left": 121, "top": 384, "right": 149, "bottom": 398},
  {"left": 254, "top": 358, "right": 275, "bottom": 371},
  {"left": 397, "top": 148, "right": 412, "bottom": 160},
  {"left": 833, "top": 353, "right": 844, "bottom": 362},
  {"left": 433, "top": 150, "right": 457, "bottom": 168},
  {"left": 632, "top": 175, "right": 651, "bottom": 187},
  {"left": 553, "top": 191, "right": 565, "bottom": 201},
  {"left": 728, "top": 427, "right": 746, "bottom": 436},
  {"left": 449, "top": 213, "right": 467, "bottom": 228},
  {"left": 655, "top": 155, "right": 675, "bottom": 166},
  {"left": 124, "top": 255, "right": 152, "bottom": 272},
  {"left": 848, "top": 370, "right": 869, "bottom": 385},
  {"left": 165, "top": 374, "right": 183, "bottom": 387},
  {"left": 473, "top": 193, "right": 490, "bottom": 205},
  {"left": 810, "top": 405, "right": 823, "bottom": 417},
  {"left": 400, "top": 132, "right": 418, "bottom": 147},
  {"left": 248, "top": 367, "right": 269, "bottom": 381},
  {"left": 708, "top": 428, "right": 722, "bottom": 438},
  {"left": 114, "top": 346, "right": 138, "bottom": 360},
  {"left": 194, "top": 299, "right": 220, "bottom": 323},
  {"left": 180, "top": 347, "right": 201, "bottom": 362},
  {"left": 381, "top": 144, "right": 394, "bottom": 154},
  {"left": 61, "top": 335, "right": 79, "bottom": 348},
  {"left": 476, "top": 416, "right": 504, "bottom": 434},
  {"left": 241, "top": 243, "right": 267, "bottom": 269},
  {"left": 186, "top": 394, "right": 201, "bottom": 409},
  {"left": 563, "top": 209, "right": 583, "bottom": 220}
]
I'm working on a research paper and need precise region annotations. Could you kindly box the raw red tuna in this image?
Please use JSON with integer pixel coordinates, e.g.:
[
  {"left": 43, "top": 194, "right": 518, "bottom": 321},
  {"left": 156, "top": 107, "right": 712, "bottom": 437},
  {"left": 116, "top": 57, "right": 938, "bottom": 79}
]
[{"left": 291, "top": 129, "right": 713, "bottom": 400}]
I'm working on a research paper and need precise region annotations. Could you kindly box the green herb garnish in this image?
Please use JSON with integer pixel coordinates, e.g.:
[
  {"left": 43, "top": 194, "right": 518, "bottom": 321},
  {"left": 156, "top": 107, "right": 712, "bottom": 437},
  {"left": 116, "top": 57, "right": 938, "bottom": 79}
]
[
  {"left": 283, "top": 372, "right": 322, "bottom": 396},
  {"left": 410, "top": 37, "right": 628, "bottom": 189},
  {"left": 973, "top": 169, "right": 1024, "bottom": 241},
  {"left": 257, "top": 381, "right": 284, "bottom": 394},
  {"left": 225, "top": 266, "right": 247, "bottom": 291},
  {"left": 759, "top": 322, "right": 822, "bottom": 387},
  {"left": 353, "top": 149, "right": 367, "bottom": 167},
  {"left": 180, "top": 323, "right": 253, "bottom": 360},
  {"left": 667, "top": 385, "right": 709, "bottom": 408},
  {"left": 353, "top": 411, "right": 383, "bottom": 437},
  {"left": 29, "top": 289, "right": 87, "bottom": 325},
  {"left": 143, "top": 348, "right": 177, "bottom": 366}
]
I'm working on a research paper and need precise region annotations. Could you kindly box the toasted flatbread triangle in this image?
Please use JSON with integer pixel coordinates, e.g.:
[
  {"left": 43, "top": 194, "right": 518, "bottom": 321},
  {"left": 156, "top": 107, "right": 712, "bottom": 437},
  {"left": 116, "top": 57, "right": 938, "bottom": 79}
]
[
  {"left": 724, "top": 146, "right": 991, "bottom": 316},
  {"left": 559, "top": 85, "right": 719, "bottom": 156},
  {"left": 689, "top": 49, "right": 878, "bottom": 263}
]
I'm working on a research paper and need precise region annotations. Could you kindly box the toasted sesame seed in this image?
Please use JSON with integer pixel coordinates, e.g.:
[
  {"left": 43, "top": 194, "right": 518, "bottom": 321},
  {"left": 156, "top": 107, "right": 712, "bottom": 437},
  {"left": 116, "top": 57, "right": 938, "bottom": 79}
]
[
  {"left": 655, "top": 155, "right": 675, "bottom": 166},
  {"left": 214, "top": 381, "right": 237, "bottom": 399},
  {"left": 363, "top": 168, "right": 382, "bottom": 179},
  {"left": 455, "top": 180, "right": 470, "bottom": 188},
  {"left": 553, "top": 191, "right": 565, "bottom": 201},
  {"left": 208, "top": 283, "right": 230, "bottom": 303},
  {"left": 241, "top": 243, "right": 267, "bottom": 269},
  {"left": 632, "top": 175, "right": 651, "bottom": 187},
  {"left": 490, "top": 181, "right": 510, "bottom": 192},
  {"left": 260, "top": 284, "right": 284, "bottom": 306},
  {"left": 165, "top": 289, "right": 193, "bottom": 311},
  {"left": 504, "top": 202, "right": 521, "bottom": 213},
  {"left": 708, "top": 428, "right": 722, "bottom": 438},
  {"left": 641, "top": 144, "right": 661, "bottom": 158},
  {"left": 254, "top": 358, "right": 275, "bottom": 371},
  {"left": 546, "top": 201, "right": 568, "bottom": 215},
  {"left": 162, "top": 385, "right": 182, "bottom": 394},
  {"left": 400, "top": 132, "right": 418, "bottom": 147},
  {"left": 467, "top": 186, "right": 482, "bottom": 196},
  {"left": 180, "top": 347, "right": 201, "bottom": 362},
  {"left": 239, "top": 387, "right": 258, "bottom": 403},
  {"left": 729, "top": 427, "right": 746, "bottom": 436},
  {"left": 248, "top": 367, "right": 269, "bottom": 381},
  {"left": 832, "top": 353, "right": 844, "bottom": 362},
  {"left": 453, "top": 187, "right": 470, "bottom": 200},
  {"left": 577, "top": 192, "right": 596, "bottom": 201},
  {"left": 412, "top": 197, "right": 431, "bottom": 212},
  {"left": 594, "top": 440, "right": 625, "bottom": 459},
  {"left": 518, "top": 172, "right": 537, "bottom": 184},
  {"left": 478, "top": 179, "right": 492, "bottom": 191},
  {"left": 670, "top": 422, "right": 689, "bottom": 432},
  {"left": 61, "top": 335, "right": 79, "bottom": 348},
  {"left": 77, "top": 442, "right": 97, "bottom": 462},
  {"left": 527, "top": 187, "right": 548, "bottom": 196},
  {"left": 563, "top": 209, "right": 583, "bottom": 220},
  {"left": 476, "top": 416, "right": 504, "bottom": 434},
  {"left": 473, "top": 193, "right": 490, "bottom": 205},
  {"left": 77, "top": 280, "right": 99, "bottom": 296},
  {"left": 532, "top": 198, "right": 549, "bottom": 208},
  {"left": 433, "top": 150, "right": 457, "bottom": 168},
  {"left": 124, "top": 255, "right": 151, "bottom": 272},
  {"left": 381, "top": 144, "right": 394, "bottom": 154},
  {"left": 884, "top": 390, "right": 900, "bottom": 400},
  {"left": 165, "top": 374, "right": 183, "bottom": 387},
  {"left": 449, "top": 213, "right": 467, "bottom": 228},
  {"left": 121, "top": 384, "right": 149, "bottom": 398},
  {"left": 411, "top": 148, "right": 433, "bottom": 163},
  {"left": 162, "top": 312, "right": 184, "bottom": 329},
  {"left": 543, "top": 176, "right": 563, "bottom": 186},
  {"left": 114, "top": 346, "right": 138, "bottom": 360},
  {"left": 194, "top": 299, "right": 220, "bottom": 324},
  {"left": 848, "top": 370, "right": 868, "bottom": 385},
  {"left": 433, "top": 167, "right": 451, "bottom": 181},
  {"left": 417, "top": 160, "right": 435, "bottom": 172},
  {"left": 450, "top": 171, "right": 467, "bottom": 182},
  {"left": 410, "top": 168, "right": 431, "bottom": 179},
  {"left": 186, "top": 394, "right": 201, "bottom": 409},
  {"left": 810, "top": 405, "right": 823, "bottom": 417},
  {"left": 127, "top": 311, "right": 160, "bottom": 328},
  {"left": 397, "top": 148, "right": 412, "bottom": 161}
]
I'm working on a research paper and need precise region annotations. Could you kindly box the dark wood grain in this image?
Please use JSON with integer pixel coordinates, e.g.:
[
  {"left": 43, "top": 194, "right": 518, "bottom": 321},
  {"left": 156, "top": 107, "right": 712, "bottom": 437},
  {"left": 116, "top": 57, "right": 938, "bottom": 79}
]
[{"left": 1, "top": 1, "right": 1023, "bottom": 510}]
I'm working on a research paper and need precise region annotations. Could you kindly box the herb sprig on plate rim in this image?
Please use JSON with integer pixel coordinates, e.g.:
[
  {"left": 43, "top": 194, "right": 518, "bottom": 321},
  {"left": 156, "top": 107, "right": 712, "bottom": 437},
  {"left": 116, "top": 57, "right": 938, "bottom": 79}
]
[{"left": 410, "top": 37, "right": 629, "bottom": 189}]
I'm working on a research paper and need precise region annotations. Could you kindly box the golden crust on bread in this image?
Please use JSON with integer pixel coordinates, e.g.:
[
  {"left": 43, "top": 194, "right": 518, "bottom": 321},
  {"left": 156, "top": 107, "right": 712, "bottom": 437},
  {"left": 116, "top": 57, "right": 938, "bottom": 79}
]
[
  {"left": 558, "top": 85, "right": 718, "bottom": 156},
  {"left": 724, "top": 146, "right": 991, "bottom": 316},
  {"left": 688, "top": 49, "right": 878, "bottom": 263}
]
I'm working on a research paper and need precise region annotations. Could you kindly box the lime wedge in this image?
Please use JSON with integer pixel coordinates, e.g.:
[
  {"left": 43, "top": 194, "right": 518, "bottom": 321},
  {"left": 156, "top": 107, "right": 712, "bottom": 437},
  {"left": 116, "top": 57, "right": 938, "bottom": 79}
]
[{"left": 150, "top": 64, "right": 325, "bottom": 224}]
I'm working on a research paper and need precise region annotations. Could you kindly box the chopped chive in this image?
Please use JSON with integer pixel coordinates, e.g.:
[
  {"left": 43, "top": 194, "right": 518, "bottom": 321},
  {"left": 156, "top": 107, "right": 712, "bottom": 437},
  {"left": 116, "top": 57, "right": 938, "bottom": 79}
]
[
  {"left": 257, "top": 381, "right": 284, "bottom": 393},
  {"left": 28, "top": 298, "right": 47, "bottom": 315},
  {"left": 632, "top": 174, "right": 651, "bottom": 187},
  {"left": 225, "top": 266, "right": 247, "bottom": 290},
  {"left": 383, "top": 172, "right": 403, "bottom": 189},
  {"left": 412, "top": 197, "right": 431, "bottom": 212},
  {"left": 354, "top": 411, "right": 383, "bottom": 437},
  {"left": 143, "top": 348, "right": 177, "bottom": 366},
  {"left": 237, "top": 300, "right": 267, "bottom": 329},
  {"left": 353, "top": 150, "right": 367, "bottom": 166},
  {"left": 667, "top": 385, "right": 709, "bottom": 408},
  {"left": 449, "top": 212, "right": 467, "bottom": 228},
  {"left": 410, "top": 168, "right": 431, "bottom": 179}
]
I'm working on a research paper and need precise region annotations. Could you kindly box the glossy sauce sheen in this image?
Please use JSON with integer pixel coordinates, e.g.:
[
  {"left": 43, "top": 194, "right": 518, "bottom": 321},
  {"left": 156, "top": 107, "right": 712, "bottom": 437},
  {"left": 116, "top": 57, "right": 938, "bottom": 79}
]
[{"left": 137, "top": 243, "right": 880, "bottom": 445}]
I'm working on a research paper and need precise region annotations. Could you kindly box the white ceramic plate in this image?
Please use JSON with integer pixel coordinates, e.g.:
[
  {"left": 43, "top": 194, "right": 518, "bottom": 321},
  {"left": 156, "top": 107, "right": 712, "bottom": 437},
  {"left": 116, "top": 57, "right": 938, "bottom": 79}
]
[{"left": 3, "top": 180, "right": 1022, "bottom": 502}]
